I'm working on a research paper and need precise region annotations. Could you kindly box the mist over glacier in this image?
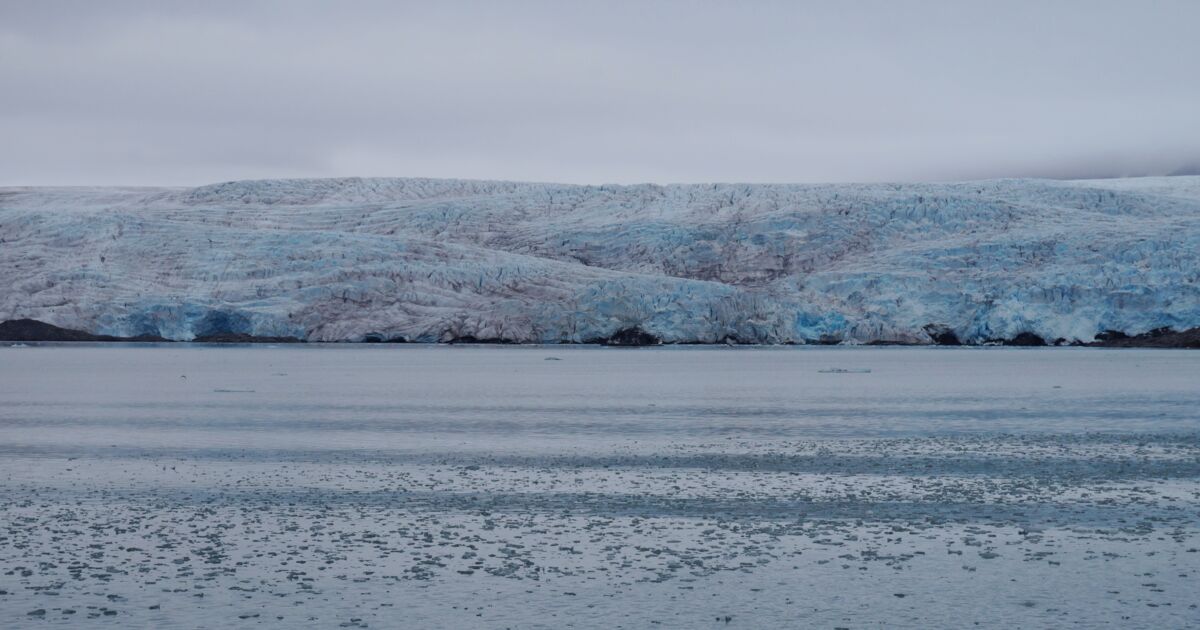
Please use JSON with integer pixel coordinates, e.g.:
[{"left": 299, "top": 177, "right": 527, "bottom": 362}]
[{"left": 2, "top": 176, "right": 1198, "bottom": 344}]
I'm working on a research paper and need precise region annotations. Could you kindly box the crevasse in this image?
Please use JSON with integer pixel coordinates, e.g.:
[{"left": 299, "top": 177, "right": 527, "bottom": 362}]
[{"left": 1, "top": 176, "right": 1197, "bottom": 343}]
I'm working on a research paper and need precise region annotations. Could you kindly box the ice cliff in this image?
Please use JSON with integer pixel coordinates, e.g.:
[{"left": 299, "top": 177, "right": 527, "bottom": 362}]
[{"left": 1, "top": 176, "right": 1198, "bottom": 343}]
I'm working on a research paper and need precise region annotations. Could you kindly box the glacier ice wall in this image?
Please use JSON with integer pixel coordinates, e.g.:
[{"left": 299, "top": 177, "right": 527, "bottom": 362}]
[{"left": 1, "top": 176, "right": 1198, "bottom": 343}]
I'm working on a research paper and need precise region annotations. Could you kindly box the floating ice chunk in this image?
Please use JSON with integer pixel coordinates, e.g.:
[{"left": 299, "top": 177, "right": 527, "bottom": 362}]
[{"left": 818, "top": 368, "right": 872, "bottom": 374}]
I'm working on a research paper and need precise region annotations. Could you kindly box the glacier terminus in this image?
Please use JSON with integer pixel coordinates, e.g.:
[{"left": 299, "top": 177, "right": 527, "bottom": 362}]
[{"left": 2, "top": 175, "right": 1198, "bottom": 345}]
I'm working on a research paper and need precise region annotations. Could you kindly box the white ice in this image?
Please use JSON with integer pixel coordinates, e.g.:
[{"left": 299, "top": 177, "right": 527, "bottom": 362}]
[{"left": 1, "top": 176, "right": 1198, "bottom": 342}]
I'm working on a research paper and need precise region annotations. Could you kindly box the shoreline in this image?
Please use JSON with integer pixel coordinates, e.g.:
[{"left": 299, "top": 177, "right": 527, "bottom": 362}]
[{"left": 2, "top": 318, "right": 1197, "bottom": 349}]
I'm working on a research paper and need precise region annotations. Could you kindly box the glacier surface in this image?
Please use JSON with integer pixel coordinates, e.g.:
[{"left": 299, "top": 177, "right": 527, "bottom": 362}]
[{"left": 1, "top": 176, "right": 1198, "bottom": 343}]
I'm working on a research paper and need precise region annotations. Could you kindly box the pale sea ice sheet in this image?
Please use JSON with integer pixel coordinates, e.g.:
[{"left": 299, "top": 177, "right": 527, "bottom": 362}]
[{"left": 0, "top": 345, "right": 1198, "bottom": 628}]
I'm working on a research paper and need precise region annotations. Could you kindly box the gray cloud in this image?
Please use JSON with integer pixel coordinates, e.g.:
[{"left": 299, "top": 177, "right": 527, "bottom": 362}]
[{"left": 1, "top": 0, "right": 1197, "bottom": 186}]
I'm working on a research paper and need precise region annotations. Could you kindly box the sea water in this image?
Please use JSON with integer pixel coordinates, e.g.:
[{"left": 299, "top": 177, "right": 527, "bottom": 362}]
[{"left": 0, "top": 345, "right": 1197, "bottom": 627}]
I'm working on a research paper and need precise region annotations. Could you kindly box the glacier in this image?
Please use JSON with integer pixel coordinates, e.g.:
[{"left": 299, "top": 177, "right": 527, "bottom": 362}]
[{"left": 1, "top": 176, "right": 1198, "bottom": 344}]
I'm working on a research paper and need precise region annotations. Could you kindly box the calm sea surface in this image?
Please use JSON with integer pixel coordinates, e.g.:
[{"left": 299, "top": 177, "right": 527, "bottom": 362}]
[{"left": 1, "top": 345, "right": 1198, "bottom": 628}]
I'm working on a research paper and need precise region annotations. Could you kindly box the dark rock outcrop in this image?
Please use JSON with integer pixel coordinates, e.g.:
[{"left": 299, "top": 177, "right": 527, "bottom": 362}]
[
  {"left": 922, "top": 324, "right": 962, "bottom": 346},
  {"left": 1089, "top": 327, "right": 1200, "bottom": 348},
  {"left": 1003, "top": 332, "right": 1048, "bottom": 347},
  {"left": 0, "top": 319, "right": 168, "bottom": 342},
  {"left": 592, "top": 327, "right": 662, "bottom": 346},
  {"left": 442, "top": 334, "right": 514, "bottom": 344},
  {"left": 1093, "top": 330, "right": 1129, "bottom": 342}
]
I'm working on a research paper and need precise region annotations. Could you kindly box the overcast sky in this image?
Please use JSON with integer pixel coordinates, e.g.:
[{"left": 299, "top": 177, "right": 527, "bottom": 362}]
[{"left": 1, "top": 0, "right": 1197, "bottom": 186}]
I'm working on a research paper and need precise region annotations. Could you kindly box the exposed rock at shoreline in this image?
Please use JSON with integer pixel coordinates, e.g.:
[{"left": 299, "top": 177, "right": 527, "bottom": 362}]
[
  {"left": 6, "top": 318, "right": 1199, "bottom": 348},
  {"left": 0, "top": 319, "right": 167, "bottom": 342},
  {"left": 923, "top": 324, "right": 962, "bottom": 346},
  {"left": 442, "top": 335, "right": 515, "bottom": 344},
  {"left": 361, "top": 333, "right": 408, "bottom": 343},
  {"left": 1001, "top": 332, "right": 1048, "bottom": 347},
  {"left": 590, "top": 327, "right": 663, "bottom": 346},
  {"left": 1088, "top": 326, "right": 1200, "bottom": 348}
]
